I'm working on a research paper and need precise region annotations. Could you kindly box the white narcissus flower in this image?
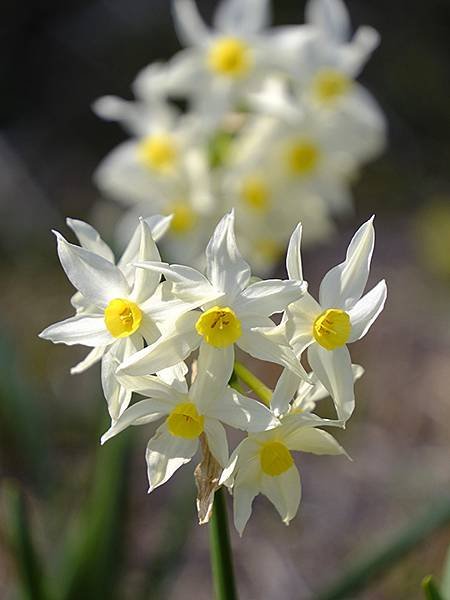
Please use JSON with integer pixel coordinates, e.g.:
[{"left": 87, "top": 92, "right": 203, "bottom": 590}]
[
  {"left": 285, "top": 218, "right": 387, "bottom": 422},
  {"left": 101, "top": 344, "right": 279, "bottom": 492},
  {"left": 118, "top": 211, "right": 310, "bottom": 386},
  {"left": 39, "top": 218, "right": 196, "bottom": 420},
  {"left": 270, "top": 363, "right": 364, "bottom": 420},
  {"left": 167, "top": 0, "right": 307, "bottom": 125},
  {"left": 220, "top": 414, "right": 348, "bottom": 535}
]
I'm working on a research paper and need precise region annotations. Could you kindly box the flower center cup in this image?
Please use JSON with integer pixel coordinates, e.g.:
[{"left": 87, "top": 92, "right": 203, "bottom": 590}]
[
  {"left": 195, "top": 306, "right": 242, "bottom": 348},
  {"left": 137, "top": 134, "right": 177, "bottom": 172},
  {"left": 166, "top": 402, "right": 204, "bottom": 439},
  {"left": 167, "top": 201, "right": 197, "bottom": 234},
  {"left": 313, "top": 308, "right": 351, "bottom": 350},
  {"left": 104, "top": 298, "right": 143, "bottom": 338},
  {"left": 260, "top": 441, "right": 293, "bottom": 476},
  {"left": 207, "top": 37, "right": 251, "bottom": 78},
  {"left": 285, "top": 139, "right": 320, "bottom": 176},
  {"left": 312, "top": 69, "right": 351, "bottom": 104},
  {"left": 240, "top": 175, "right": 270, "bottom": 211}
]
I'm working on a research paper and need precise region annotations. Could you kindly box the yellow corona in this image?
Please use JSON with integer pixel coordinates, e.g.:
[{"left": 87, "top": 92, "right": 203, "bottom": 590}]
[
  {"left": 166, "top": 402, "right": 204, "bottom": 439},
  {"left": 195, "top": 306, "right": 242, "bottom": 348},
  {"left": 104, "top": 298, "right": 142, "bottom": 338},
  {"left": 260, "top": 441, "right": 294, "bottom": 476},
  {"left": 313, "top": 308, "right": 351, "bottom": 350}
]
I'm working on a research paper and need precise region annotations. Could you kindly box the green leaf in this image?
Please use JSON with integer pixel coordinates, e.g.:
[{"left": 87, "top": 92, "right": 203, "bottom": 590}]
[
  {"left": 58, "top": 425, "right": 131, "bottom": 600},
  {"left": 3, "top": 481, "right": 52, "bottom": 600},
  {"left": 440, "top": 543, "right": 450, "bottom": 600},
  {"left": 422, "top": 575, "right": 444, "bottom": 600}
]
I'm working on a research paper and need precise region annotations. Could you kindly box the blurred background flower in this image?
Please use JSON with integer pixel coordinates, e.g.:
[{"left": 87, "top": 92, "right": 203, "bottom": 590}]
[{"left": 1, "top": 1, "right": 450, "bottom": 599}]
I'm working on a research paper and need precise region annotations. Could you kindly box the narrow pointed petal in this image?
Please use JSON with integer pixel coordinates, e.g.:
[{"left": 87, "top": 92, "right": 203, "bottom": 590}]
[
  {"left": 271, "top": 368, "right": 303, "bottom": 417},
  {"left": 116, "top": 372, "right": 186, "bottom": 403},
  {"left": 100, "top": 399, "right": 173, "bottom": 444},
  {"left": 118, "top": 312, "right": 200, "bottom": 376},
  {"left": 172, "top": 0, "right": 211, "bottom": 47},
  {"left": 204, "top": 419, "right": 229, "bottom": 467},
  {"left": 214, "top": 0, "right": 270, "bottom": 35},
  {"left": 319, "top": 217, "right": 375, "bottom": 310},
  {"left": 71, "top": 345, "right": 106, "bottom": 374},
  {"left": 54, "top": 231, "right": 130, "bottom": 307},
  {"left": 233, "top": 481, "right": 260, "bottom": 536},
  {"left": 307, "top": 344, "right": 354, "bottom": 422},
  {"left": 284, "top": 426, "right": 347, "bottom": 457},
  {"left": 305, "top": 0, "right": 350, "bottom": 42},
  {"left": 190, "top": 343, "right": 234, "bottom": 412},
  {"left": 284, "top": 293, "right": 320, "bottom": 357},
  {"left": 66, "top": 218, "right": 115, "bottom": 262},
  {"left": 205, "top": 212, "right": 251, "bottom": 298},
  {"left": 233, "top": 279, "right": 306, "bottom": 318},
  {"left": 130, "top": 219, "right": 161, "bottom": 304},
  {"left": 260, "top": 467, "right": 301, "bottom": 525},
  {"left": 238, "top": 326, "right": 311, "bottom": 382},
  {"left": 348, "top": 280, "right": 387, "bottom": 342},
  {"left": 39, "top": 314, "right": 113, "bottom": 347},
  {"left": 146, "top": 424, "right": 198, "bottom": 491},
  {"left": 206, "top": 388, "right": 278, "bottom": 432},
  {"left": 286, "top": 223, "right": 303, "bottom": 282}
]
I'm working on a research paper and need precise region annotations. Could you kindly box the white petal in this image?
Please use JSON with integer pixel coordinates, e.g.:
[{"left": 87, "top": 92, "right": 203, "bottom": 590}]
[
  {"left": 66, "top": 218, "right": 114, "bottom": 263},
  {"left": 117, "top": 312, "right": 200, "bottom": 376},
  {"left": 341, "top": 26, "right": 380, "bottom": 76},
  {"left": 101, "top": 337, "right": 143, "bottom": 420},
  {"left": 205, "top": 212, "right": 251, "bottom": 298},
  {"left": 271, "top": 368, "right": 303, "bottom": 417},
  {"left": 260, "top": 466, "right": 301, "bottom": 525},
  {"left": 233, "top": 481, "right": 260, "bottom": 536},
  {"left": 204, "top": 419, "right": 229, "bottom": 467},
  {"left": 348, "top": 280, "right": 387, "bottom": 342},
  {"left": 172, "top": 0, "right": 211, "bottom": 47},
  {"left": 190, "top": 343, "right": 234, "bottom": 412},
  {"left": 284, "top": 426, "right": 347, "bottom": 457},
  {"left": 233, "top": 279, "right": 306, "bottom": 318},
  {"left": 144, "top": 215, "right": 173, "bottom": 242},
  {"left": 307, "top": 344, "right": 354, "bottom": 422},
  {"left": 319, "top": 217, "right": 375, "bottom": 310},
  {"left": 100, "top": 398, "right": 173, "bottom": 444},
  {"left": 238, "top": 326, "right": 311, "bottom": 382},
  {"left": 130, "top": 219, "right": 161, "bottom": 304},
  {"left": 54, "top": 231, "right": 130, "bottom": 308},
  {"left": 156, "top": 362, "right": 189, "bottom": 393},
  {"left": 70, "top": 345, "right": 106, "bottom": 374},
  {"left": 39, "top": 314, "right": 113, "bottom": 347},
  {"left": 284, "top": 293, "right": 320, "bottom": 357},
  {"left": 286, "top": 223, "right": 303, "bottom": 282},
  {"left": 305, "top": 0, "right": 350, "bottom": 42},
  {"left": 206, "top": 388, "right": 278, "bottom": 432},
  {"left": 117, "top": 371, "right": 186, "bottom": 402},
  {"left": 146, "top": 423, "right": 198, "bottom": 492},
  {"left": 214, "top": 0, "right": 270, "bottom": 35}
]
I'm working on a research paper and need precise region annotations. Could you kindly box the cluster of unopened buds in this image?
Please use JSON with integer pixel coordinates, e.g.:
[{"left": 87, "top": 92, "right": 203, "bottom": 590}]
[
  {"left": 93, "top": 0, "right": 386, "bottom": 274},
  {"left": 40, "top": 211, "right": 387, "bottom": 534}
]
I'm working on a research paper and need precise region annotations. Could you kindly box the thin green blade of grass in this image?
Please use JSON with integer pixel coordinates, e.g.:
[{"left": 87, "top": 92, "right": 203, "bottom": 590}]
[{"left": 422, "top": 575, "right": 444, "bottom": 600}]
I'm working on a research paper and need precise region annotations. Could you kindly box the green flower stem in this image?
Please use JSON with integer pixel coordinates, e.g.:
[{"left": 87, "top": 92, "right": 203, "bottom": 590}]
[
  {"left": 422, "top": 575, "right": 444, "bottom": 600},
  {"left": 209, "top": 487, "right": 238, "bottom": 600},
  {"left": 316, "top": 496, "right": 450, "bottom": 600},
  {"left": 233, "top": 361, "right": 272, "bottom": 406}
]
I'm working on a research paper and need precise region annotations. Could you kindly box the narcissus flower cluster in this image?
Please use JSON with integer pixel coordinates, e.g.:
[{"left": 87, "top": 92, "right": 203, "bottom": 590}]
[
  {"left": 40, "top": 211, "right": 386, "bottom": 534},
  {"left": 92, "top": 0, "right": 386, "bottom": 274}
]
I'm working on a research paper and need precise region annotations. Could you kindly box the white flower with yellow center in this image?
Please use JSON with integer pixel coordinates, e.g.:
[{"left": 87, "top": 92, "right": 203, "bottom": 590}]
[
  {"left": 285, "top": 218, "right": 387, "bottom": 422},
  {"left": 220, "top": 414, "right": 347, "bottom": 535},
  {"left": 101, "top": 344, "right": 279, "bottom": 492},
  {"left": 270, "top": 363, "right": 364, "bottom": 421},
  {"left": 118, "top": 211, "right": 310, "bottom": 387},
  {"left": 165, "top": 0, "right": 307, "bottom": 124},
  {"left": 39, "top": 219, "right": 196, "bottom": 420}
]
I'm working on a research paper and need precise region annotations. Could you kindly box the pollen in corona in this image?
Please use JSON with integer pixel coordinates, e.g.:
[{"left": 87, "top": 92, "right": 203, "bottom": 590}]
[
  {"left": 260, "top": 441, "right": 294, "bottom": 476},
  {"left": 312, "top": 69, "right": 351, "bottom": 104},
  {"left": 167, "top": 402, "right": 204, "bottom": 439},
  {"left": 286, "top": 139, "right": 320, "bottom": 176},
  {"left": 313, "top": 308, "right": 351, "bottom": 350},
  {"left": 104, "top": 298, "right": 143, "bottom": 338},
  {"left": 137, "top": 134, "right": 177, "bottom": 171},
  {"left": 195, "top": 306, "right": 242, "bottom": 348},
  {"left": 207, "top": 37, "right": 251, "bottom": 77}
]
